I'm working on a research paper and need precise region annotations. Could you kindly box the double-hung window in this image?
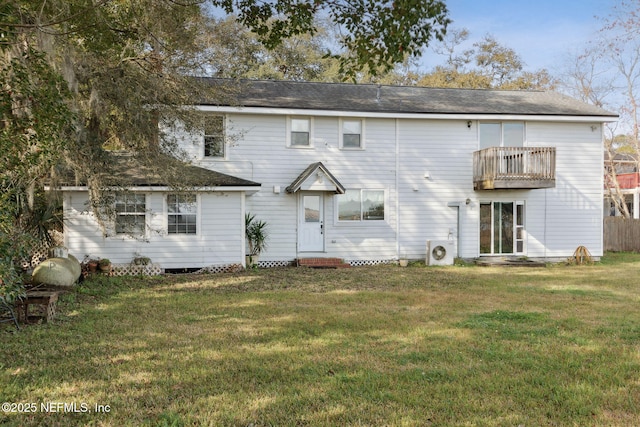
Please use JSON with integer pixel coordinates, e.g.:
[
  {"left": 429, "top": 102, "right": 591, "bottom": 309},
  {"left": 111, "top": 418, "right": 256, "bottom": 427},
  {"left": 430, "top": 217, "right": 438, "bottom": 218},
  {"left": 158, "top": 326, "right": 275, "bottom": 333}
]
[
  {"left": 115, "top": 194, "right": 146, "bottom": 235},
  {"left": 204, "top": 115, "right": 225, "bottom": 158},
  {"left": 338, "top": 189, "right": 385, "bottom": 221},
  {"left": 341, "top": 119, "right": 363, "bottom": 149},
  {"left": 289, "top": 117, "right": 311, "bottom": 147},
  {"left": 167, "top": 194, "right": 197, "bottom": 234}
]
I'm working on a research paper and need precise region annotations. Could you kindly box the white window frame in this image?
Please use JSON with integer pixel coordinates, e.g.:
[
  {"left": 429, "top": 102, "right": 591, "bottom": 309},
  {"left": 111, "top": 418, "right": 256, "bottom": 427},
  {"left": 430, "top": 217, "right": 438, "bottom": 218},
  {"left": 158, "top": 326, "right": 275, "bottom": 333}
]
[
  {"left": 515, "top": 202, "right": 525, "bottom": 254},
  {"left": 479, "top": 200, "right": 525, "bottom": 255},
  {"left": 166, "top": 193, "right": 200, "bottom": 236},
  {"left": 339, "top": 118, "right": 365, "bottom": 150},
  {"left": 114, "top": 193, "right": 147, "bottom": 236},
  {"left": 336, "top": 189, "right": 386, "bottom": 222},
  {"left": 286, "top": 116, "right": 314, "bottom": 148},
  {"left": 479, "top": 121, "right": 525, "bottom": 149},
  {"left": 203, "top": 115, "right": 226, "bottom": 159}
]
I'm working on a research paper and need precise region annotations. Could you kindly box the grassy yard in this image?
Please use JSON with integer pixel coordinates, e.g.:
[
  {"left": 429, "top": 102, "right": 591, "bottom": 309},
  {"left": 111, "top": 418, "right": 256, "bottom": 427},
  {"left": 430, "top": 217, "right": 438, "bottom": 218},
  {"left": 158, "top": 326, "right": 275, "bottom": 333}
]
[{"left": 1, "top": 253, "right": 640, "bottom": 426}]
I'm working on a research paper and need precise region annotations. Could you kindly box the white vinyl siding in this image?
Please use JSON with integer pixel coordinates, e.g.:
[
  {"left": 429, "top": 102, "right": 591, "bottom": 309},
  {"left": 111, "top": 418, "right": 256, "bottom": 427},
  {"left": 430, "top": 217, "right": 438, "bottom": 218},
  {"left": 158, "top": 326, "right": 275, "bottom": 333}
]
[
  {"left": 200, "top": 114, "right": 604, "bottom": 262},
  {"left": 398, "top": 119, "right": 475, "bottom": 259},
  {"left": 524, "top": 122, "right": 603, "bottom": 257},
  {"left": 139, "top": 109, "right": 606, "bottom": 265},
  {"left": 204, "top": 114, "right": 397, "bottom": 262},
  {"left": 63, "top": 191, "right": 245, "bottom": 269}
]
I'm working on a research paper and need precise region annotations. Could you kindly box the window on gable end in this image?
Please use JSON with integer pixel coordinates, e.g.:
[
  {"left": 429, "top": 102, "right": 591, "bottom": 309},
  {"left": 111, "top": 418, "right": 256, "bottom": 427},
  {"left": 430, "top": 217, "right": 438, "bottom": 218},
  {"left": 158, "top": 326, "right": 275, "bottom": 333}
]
[
  {"left": 341, "top": 119, "right": 363, "bottom": 149},
  {"left": 204, "top": 115, "right": 225, "bottom": 158},
  {"left": 290, "top": 117, "right": 311, "bottom": 147}
]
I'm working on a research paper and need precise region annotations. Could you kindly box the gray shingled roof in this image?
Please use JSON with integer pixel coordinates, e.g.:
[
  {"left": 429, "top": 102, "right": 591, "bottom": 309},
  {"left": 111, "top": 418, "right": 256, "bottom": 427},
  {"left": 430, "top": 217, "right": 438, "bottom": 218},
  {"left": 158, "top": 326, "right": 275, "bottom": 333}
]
[
  {"left": 57, "top": 153, "right": 260, "bottom": 188},
  {"left": 200, "top": 78, "right": 617, "bottom": 118}
]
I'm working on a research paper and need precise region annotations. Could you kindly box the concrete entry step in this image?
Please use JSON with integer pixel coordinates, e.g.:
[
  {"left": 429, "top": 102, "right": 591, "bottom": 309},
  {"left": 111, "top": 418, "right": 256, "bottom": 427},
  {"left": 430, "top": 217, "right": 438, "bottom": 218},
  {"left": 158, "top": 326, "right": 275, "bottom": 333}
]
[
  {"left": 475, "top": 257, "right": 546, "bottom": 267},
  {"left": 297, "top": 258, "right": 351, "bottom": 269}
]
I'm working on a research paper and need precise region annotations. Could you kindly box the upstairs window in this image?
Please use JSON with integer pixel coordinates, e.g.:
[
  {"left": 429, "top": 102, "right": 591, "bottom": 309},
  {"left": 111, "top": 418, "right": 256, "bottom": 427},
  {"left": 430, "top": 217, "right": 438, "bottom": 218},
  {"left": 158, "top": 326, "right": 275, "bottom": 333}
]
[
  {"left": 204, "top": 115, "right": 225, "bottom": 158},
  {"left": 341, "top": 119, "right": 363, "bottom": 149},
  {"left": 115, "top": 194, "right": 146, "bottom": 235},
  {"left": 167, "top": 194, "right": 197, "bottom": 234},
  {"left": 479, "top": 122, "right": 524, "bottom": 149},
  {"left": 289, "top": 117, "right": 311, "bottom": 147},
  {"left": 338, "top": 189, "right": 385, "bottom": 221}
]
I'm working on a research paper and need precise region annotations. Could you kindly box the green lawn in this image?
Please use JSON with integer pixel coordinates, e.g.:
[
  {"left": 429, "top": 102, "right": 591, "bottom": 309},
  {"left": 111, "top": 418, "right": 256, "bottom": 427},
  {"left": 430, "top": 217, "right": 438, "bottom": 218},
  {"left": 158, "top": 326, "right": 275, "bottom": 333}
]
[{"left": 1, "top": 253, "right": 640, "bottom": 426}]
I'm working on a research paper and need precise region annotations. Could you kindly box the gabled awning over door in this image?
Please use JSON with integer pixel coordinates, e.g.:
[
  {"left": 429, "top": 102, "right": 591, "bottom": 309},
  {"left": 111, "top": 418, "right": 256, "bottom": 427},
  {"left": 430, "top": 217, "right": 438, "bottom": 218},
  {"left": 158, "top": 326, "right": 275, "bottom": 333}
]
[{"left": 286, "top": 162, "right": 345, "bottom": 194}]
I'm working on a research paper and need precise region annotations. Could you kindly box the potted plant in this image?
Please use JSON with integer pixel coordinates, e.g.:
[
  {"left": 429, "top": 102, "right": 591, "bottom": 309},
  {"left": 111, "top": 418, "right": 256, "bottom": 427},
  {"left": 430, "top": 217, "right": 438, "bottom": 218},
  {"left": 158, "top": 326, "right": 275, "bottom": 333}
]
[
  {"left": 398, "top": 250, "right": 408, "bottom": 267},
  {"left": 88, "top": 259, "right": 99, "bottom": 273},
  {"left": 98, "top": 258, "right": 111, "bottom": 273},
  {"left": 245, "top": 213, "right": 268, "bottom": 267},
  {"left": 132, "top": 256, "right": 151, "bottom": 266}
]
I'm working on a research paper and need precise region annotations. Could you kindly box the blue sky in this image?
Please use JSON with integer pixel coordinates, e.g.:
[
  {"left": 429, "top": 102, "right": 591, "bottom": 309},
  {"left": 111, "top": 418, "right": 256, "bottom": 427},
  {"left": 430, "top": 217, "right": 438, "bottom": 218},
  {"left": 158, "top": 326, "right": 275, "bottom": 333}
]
[{"left": 425, "top": 0, "right": 618, "bottom": 72}]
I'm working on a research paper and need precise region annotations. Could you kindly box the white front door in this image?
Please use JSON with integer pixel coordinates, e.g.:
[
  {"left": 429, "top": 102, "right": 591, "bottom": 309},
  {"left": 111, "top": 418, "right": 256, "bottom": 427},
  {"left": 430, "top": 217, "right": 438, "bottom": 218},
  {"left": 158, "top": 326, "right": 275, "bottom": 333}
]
[{"left": 298, "top": 193, "right": 324, "bottom": 252}]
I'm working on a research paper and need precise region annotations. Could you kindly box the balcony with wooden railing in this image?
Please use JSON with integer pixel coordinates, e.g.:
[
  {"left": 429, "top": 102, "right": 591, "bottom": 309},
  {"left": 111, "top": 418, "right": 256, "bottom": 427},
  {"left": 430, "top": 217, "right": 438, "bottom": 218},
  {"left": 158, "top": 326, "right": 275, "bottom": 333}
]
[{"left": 473, "top": 146, "right": 556, "bottom": 190}]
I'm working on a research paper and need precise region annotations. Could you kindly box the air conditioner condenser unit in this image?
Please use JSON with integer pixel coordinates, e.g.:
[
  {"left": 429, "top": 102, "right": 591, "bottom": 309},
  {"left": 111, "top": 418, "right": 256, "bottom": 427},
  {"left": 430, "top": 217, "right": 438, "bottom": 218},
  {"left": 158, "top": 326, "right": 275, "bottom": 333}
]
[{"left": 426, "top": 240, "right": 455, "bottom": 266}]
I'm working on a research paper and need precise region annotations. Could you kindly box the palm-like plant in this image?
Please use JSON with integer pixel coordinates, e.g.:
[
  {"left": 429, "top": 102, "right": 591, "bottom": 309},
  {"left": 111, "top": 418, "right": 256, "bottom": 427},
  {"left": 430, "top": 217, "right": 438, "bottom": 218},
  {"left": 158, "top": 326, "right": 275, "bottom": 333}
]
[{"left": 245, "top": 213, "right": 268, "bottom": 264}]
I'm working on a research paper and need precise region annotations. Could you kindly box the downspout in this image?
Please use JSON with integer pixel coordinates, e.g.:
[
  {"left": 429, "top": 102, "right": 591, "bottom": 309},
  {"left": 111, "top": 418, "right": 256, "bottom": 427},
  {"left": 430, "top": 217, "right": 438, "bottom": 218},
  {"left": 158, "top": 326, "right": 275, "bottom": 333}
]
[
  {"left": 447, "top": 202, "right": 462, "bottom": 258},
  {"left": 241, "top": 191, "right": 247, "bottom": 267},
  {"left": 395, "top": 118, "right": 400, "bottom": 259},
  {"left": 544, "top": 188, "right": 547, "bottom": 259}
]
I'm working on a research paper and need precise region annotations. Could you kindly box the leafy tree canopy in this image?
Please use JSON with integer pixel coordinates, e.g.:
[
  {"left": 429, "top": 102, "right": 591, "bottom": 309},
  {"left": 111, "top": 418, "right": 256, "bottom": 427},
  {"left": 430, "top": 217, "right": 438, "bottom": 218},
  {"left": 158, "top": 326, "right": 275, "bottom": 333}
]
[
  {"left": 201, "top": 15, "right": 342, "bottom": 82},
  {"left": 419, "top": 32, "right": 557, "bottom": 90},
  {"left": 210, "top": 0, "right": 449, "bottom": 78},
  {"left": 0, "top": 0, "right": 449, "bottom": 298}
]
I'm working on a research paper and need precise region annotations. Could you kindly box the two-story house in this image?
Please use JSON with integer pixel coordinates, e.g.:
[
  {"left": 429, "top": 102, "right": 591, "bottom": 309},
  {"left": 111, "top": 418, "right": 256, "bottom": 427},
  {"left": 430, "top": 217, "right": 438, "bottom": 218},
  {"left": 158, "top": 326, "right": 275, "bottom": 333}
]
[{"left": 60, "top": 79, "right": 617, "bottom": 270}]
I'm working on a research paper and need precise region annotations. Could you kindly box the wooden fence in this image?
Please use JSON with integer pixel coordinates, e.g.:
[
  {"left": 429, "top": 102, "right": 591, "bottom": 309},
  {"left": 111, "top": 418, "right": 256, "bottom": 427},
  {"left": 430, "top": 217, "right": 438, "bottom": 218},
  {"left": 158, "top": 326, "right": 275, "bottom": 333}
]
[{"left": 604, "top": 217, "right": 640, "bottom": 252}]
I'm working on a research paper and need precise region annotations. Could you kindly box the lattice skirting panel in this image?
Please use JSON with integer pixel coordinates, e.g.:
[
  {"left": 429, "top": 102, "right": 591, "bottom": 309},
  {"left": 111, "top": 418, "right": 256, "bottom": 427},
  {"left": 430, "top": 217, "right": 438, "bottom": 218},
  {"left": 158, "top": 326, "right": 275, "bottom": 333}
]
[
  {"left": 259, "top": 259, "right": 395, "bottom": 268},
  {"left": 259, "top": 259, "right": 394, "bottom": 268},
  {"left": 112, "top": 264, "right": 163, "bottom": 276},
  {"left": 104, "top": 259, "right": 395, "bottom": 276},
  {"left": 346, "top": 259, "right": 396, "bottom": 267},
  {"left": 196, "top": 264, "right": 244, "bottom": 274},
  {"left": 108, "top": 263, "right": 244, "bottom": 276},
  {"left": 257, "top": 260, "right": 295, "bottom": 268}
]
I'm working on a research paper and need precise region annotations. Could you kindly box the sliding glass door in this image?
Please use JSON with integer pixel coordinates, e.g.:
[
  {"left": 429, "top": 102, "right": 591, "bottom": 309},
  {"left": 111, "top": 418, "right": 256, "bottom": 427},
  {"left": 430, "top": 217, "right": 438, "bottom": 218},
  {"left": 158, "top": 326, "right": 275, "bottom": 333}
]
[{"left": 480, "top": 201, "right": 525, "bottom": 255}]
